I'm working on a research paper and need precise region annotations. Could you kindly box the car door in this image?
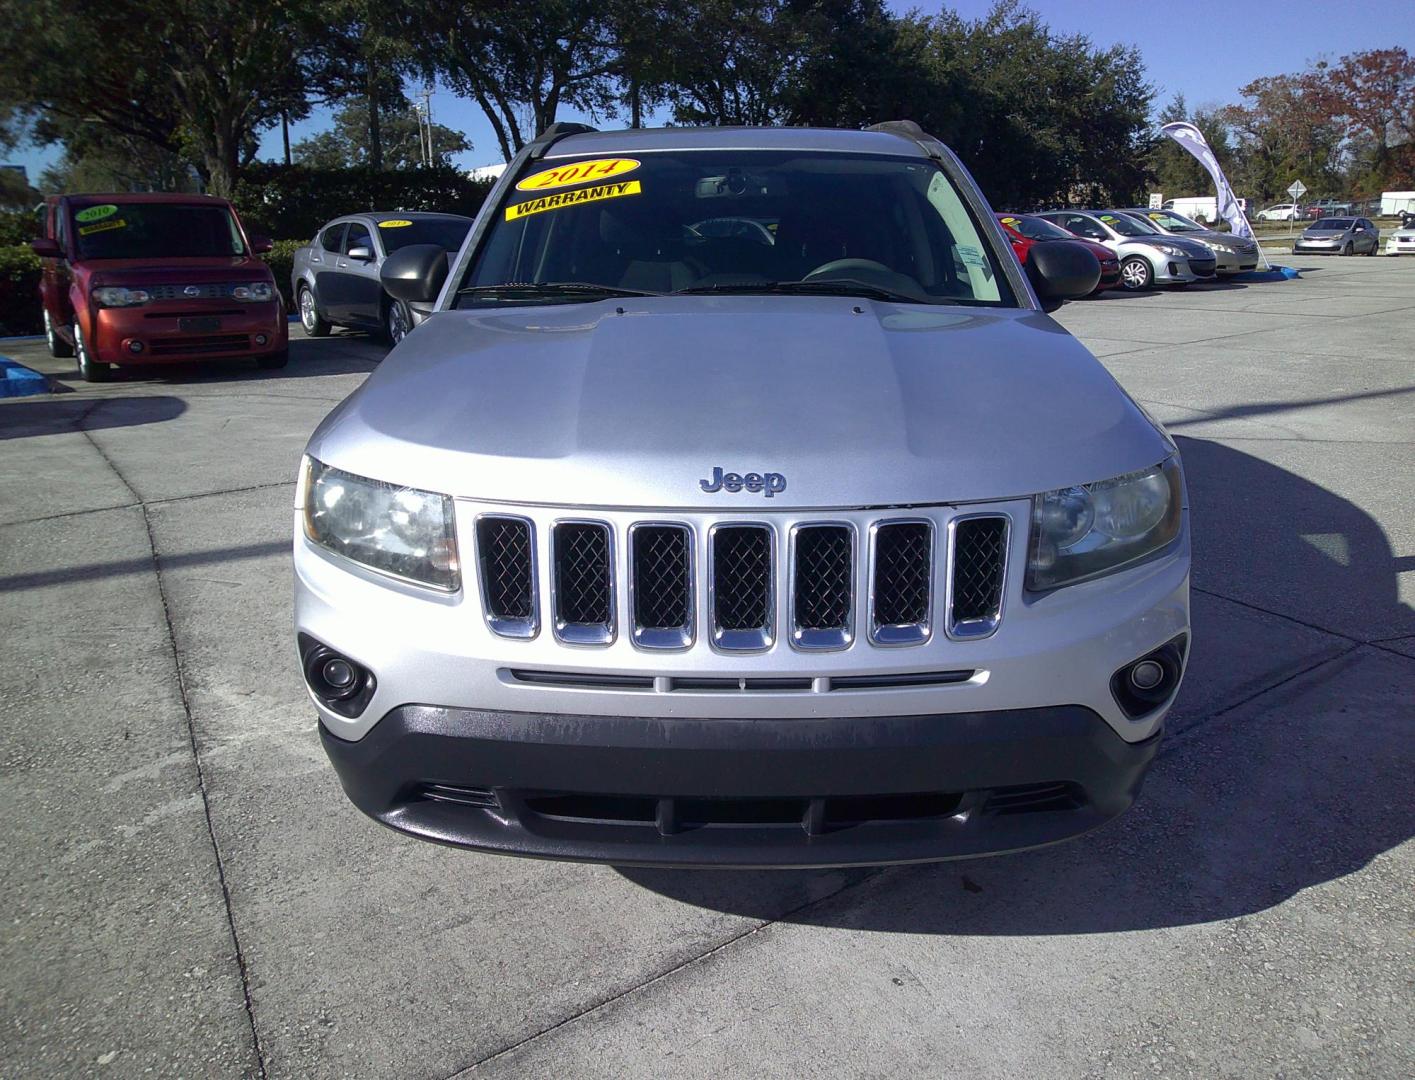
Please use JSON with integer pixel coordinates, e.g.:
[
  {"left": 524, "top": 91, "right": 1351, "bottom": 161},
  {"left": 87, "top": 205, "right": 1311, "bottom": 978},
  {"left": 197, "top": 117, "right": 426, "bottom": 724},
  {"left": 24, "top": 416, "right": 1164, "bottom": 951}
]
[
  {"left": 338, "top": 220, "right": 383, "bottom": 326},
  {"left": 47, "top": 200, "right": 77, "bottom": 334},
  {"left": 311, "top": 222, "right": 347, "bottom": 322},
  {"left": 1357, "top": 219, "right": 1377, "bottom": 252}
]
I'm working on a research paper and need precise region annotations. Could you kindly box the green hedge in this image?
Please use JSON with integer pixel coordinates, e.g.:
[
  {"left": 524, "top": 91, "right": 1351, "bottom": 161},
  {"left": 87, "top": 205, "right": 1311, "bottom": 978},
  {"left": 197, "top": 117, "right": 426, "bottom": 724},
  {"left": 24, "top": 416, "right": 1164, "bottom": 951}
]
[
  {"left": 260, "top": 239, "right": 309, "bottom": 308},
  {"left": 233, "top": 163, "right": 494, "bottom": 240},
  {"left": 0, "top": 245, "right": 42, "bottom": 336},
  {"left": 0, "top": 209, "right": 41, "bottom": 249}
]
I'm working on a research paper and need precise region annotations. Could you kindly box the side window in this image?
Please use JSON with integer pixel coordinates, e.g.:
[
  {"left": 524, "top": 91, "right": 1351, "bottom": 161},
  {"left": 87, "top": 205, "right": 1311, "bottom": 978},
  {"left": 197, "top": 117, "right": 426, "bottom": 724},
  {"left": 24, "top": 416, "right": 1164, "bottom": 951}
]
[
  {"left": 1069, "top": 216, "right": 1105, "bottom": 240},
  {"left": 54, "top": 204, "right": 68, "bottom": 249},
  {"left": 344, "top": 222, "right": 372, "bottom": 254},
  {"left": 321, "top": 224, "right": 346, "bottom": 253}
]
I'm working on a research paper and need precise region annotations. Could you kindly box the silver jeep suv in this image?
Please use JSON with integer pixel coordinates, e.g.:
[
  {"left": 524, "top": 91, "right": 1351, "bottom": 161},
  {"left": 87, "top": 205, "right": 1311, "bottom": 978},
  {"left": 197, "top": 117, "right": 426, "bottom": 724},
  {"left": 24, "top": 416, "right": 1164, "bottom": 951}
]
[{"left": 294, "top": 122, "right": 1191, "bottom": 867}]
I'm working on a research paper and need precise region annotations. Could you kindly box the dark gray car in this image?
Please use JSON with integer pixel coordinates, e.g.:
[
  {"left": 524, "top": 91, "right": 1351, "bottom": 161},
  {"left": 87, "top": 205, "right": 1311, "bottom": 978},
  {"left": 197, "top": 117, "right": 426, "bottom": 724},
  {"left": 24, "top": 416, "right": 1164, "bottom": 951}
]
[
  {"left": 1293, "top": 217, "right": 1380, "bottom": 256},
  {"left": 292, "top": 212, "right": 473, "bottom": 343}
]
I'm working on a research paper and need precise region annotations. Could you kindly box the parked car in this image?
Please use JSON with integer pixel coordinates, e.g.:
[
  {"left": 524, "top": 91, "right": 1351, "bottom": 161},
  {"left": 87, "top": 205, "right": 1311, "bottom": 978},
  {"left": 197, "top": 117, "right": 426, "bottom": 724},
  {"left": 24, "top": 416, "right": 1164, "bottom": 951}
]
[
  {"left": 30, "top": 193, "right": 287, "bottom": 381},
  {"left": 296, "top": 120, "right": 1187, "bottom": 868},
  {"left": 291, "top": 212, "right": 473, "bottom": 345},
  {"left": 1383, "top": 223, "right": 1415, "bottom": 255},
  {"left": 996, "top": 213, "right": 1120, "bottom": 292},
  {"left": 1035, "top": 209, "right": 1216, "bottom": 290},
  {"left": 1256, "top": 203, "right": 1300, "bottom": 222},
  {"left": 1303, "top": 199, "right": 1352, "bottom": 219},
  {"left": 1292, "top": 217, "right": 1380, "bottom": 256},
  {"left": 1117, "top": 209, "right": 1260, "bottom": 274}
]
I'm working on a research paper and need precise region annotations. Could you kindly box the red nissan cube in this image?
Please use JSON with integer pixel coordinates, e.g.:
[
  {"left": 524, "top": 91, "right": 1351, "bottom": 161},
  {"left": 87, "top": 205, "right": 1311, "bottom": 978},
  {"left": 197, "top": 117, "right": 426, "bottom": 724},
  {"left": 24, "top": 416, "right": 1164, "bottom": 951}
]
[{"left": 32, "top": 193, "right": 288, "bottom": 381}]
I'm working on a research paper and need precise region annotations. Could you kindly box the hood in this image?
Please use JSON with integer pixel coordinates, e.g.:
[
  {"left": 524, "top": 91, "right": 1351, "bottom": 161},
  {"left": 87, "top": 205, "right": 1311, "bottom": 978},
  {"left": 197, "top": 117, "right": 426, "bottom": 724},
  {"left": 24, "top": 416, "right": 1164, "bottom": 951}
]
[
  {"left": 307, "top": 296, "right": 1172, "bottom": 510},
  {"left": 1301, "top": 228, "right": 1348, "bottom": 237},
  {"left": 79, "top": 256, "right": 272, "bottom": 282}
]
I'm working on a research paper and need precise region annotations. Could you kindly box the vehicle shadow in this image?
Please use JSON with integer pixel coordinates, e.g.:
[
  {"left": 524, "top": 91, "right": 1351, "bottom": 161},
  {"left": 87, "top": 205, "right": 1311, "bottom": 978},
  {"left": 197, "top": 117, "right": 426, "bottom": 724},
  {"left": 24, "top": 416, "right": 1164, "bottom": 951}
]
[
  {"left": 78, "top": 334, "right": 386, "bottom": 387},
  {"left": 617, "top": 437, "right": 1414, "bottom": 932},
  {"left": 0, "top": 395, "right": 187, "bottom": 440}
]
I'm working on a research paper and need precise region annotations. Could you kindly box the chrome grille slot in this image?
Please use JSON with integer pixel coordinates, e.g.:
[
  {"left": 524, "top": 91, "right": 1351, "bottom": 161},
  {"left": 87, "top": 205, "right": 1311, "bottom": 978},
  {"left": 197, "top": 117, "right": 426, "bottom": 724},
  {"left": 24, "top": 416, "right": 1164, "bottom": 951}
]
[
  {"left": 869, "top": 520, "right": 933, "bottom": 645},
  {"left": 630, "top": 523, "right": 693, "bottom": 648},
  {"left": 948, "top": 515, "right": 1008, "bottom": 639},
  {"left": 552, "top": 521, "right": 614, "bottom": 645},
  {"left": 791, "top": 524, "right": 854, "bottom": 650},
  {"left": 710, "top": 524, "right": 773, "bottom": 651},
  {"left": 476, "top": 515, "right": 537, "bottom": 638}
]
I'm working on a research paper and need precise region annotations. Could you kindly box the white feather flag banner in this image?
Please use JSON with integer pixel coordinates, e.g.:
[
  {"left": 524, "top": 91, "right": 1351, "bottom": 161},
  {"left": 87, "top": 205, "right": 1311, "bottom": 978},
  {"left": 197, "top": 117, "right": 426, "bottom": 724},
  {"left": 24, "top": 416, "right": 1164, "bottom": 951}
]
[{"left": 1161, "top": 121, "right": 1254, "bottom": 240}]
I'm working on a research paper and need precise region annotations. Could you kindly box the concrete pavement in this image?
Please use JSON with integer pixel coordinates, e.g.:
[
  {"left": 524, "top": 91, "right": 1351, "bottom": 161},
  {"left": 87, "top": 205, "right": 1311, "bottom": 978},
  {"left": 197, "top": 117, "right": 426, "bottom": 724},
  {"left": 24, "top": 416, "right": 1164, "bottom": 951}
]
[{"left": 1, "top": 258, "right": 1411, "bottom": 1078}]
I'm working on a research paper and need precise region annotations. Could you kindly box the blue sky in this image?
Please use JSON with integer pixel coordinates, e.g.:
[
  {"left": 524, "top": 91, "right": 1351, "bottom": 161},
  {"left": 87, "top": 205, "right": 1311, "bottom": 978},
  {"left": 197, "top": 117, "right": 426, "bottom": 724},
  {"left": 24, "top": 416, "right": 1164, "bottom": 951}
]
[{"left": 8, "top": 0, "right": 1411, "bottom": 178}]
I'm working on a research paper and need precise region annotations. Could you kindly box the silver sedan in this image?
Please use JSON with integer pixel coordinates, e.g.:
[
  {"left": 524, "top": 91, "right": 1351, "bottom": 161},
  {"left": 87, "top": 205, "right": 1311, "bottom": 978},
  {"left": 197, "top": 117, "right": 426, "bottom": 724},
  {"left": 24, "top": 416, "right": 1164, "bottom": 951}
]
[{"left": 1293, "top": 217, "right": 1380, "bottom": 256}]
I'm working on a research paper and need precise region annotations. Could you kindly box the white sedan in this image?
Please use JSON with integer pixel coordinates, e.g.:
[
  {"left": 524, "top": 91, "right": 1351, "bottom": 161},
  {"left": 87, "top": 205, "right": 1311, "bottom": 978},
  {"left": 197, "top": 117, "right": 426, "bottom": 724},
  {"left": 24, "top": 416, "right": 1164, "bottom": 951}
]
[
  {"left": 1256, "top": 203, "right": 1300, "bottom": 222},
  {"left": 1385, "top": 226, "right": 1415, "bottom": 255}
]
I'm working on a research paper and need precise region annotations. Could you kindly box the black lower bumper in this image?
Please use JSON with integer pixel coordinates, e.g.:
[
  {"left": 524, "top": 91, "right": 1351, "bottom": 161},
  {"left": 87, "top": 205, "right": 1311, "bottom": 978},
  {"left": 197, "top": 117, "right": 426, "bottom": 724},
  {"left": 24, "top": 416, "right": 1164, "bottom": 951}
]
[{"left": 320, "top": 705, "right": 1161, "bottom": 868}]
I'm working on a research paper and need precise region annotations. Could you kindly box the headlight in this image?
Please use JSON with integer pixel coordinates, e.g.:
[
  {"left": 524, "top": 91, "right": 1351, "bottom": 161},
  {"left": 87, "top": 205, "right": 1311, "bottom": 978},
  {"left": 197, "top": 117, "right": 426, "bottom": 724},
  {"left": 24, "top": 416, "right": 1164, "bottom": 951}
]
[
  {"left": 1027, "top": 458, "right": 1183, "bottom": 591},
  {"left": 301, "top": 458, "right": 459, "bottom": 590},
  {"left": 1155, "top": 244, "right": 1184, "bottom": 257},
  {"left": 231, "top": 281, "right": 274, "bottom": 301},
  {"left": 92, "top": 286, "right": 151, "bottom": 307}
]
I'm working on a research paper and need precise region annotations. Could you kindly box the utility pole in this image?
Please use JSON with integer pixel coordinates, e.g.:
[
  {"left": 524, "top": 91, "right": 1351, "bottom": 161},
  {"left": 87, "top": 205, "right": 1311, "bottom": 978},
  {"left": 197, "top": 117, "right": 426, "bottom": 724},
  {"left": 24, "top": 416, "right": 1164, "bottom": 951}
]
[{"left": 414, "top": 85, "right": 435, "bottom": 167}]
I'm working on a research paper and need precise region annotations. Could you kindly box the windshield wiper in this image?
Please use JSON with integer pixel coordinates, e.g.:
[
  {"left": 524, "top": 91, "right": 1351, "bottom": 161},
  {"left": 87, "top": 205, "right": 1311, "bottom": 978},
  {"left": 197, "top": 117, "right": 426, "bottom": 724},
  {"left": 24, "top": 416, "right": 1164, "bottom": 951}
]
[
  {"left": 676, "top": 279, "right": 942, "bottom": 305},
  {"left": 457, "top": 282, "right": 662, "bottom": 301}
]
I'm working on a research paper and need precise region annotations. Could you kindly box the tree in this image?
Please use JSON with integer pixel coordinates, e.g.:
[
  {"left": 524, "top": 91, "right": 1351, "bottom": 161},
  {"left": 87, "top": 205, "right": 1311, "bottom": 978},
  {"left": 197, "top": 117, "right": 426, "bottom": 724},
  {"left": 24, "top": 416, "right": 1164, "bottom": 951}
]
[
  {"left": 1149, "top": 94, "right": 1237, "bottom": 197},
  {"left": 1221, "top": 74, "right": 1344, "bottom": 203},
  {"left": 1315, "top": 48, "right": 1415, "bottom": 191},
  {"left": 0, "top": 0, "right": 310, "bottom": 196},
  {"left": 293, "top": 101, "right": 470, "bottom": 169}
]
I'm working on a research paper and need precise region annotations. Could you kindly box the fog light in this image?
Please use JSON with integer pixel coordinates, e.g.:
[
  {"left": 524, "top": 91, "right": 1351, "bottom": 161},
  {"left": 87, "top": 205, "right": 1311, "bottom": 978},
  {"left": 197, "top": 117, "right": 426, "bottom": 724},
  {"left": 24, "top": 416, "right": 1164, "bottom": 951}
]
[
  {"left": 1129, "top": 660, "right": 1164, "bottom": 691},
  {"left": 254, "top": 333, "right": 269, "bottom": 346},
  {"left": 299, "top": 634, "right": 376, "bottom": 718},
  {"left": 127, "top": 340, "right": 145, "bottom": 355},
  {"left": 321, "top": 657, "right": 356, "bottom": 691},
  {"left": 1110, "top": 635, "right": 1187, "bottom": 720}
]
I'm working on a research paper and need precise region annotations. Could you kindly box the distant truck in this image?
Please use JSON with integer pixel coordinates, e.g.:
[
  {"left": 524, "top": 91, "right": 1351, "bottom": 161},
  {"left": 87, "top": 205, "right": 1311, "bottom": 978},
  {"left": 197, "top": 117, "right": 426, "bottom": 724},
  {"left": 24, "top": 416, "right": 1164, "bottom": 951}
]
[
  {"left": 1379, "top": 191, "right": 1415, "bottom": 218},
  {"left": 1161, "top": 196, "right": 1247, "bottom": 225}
]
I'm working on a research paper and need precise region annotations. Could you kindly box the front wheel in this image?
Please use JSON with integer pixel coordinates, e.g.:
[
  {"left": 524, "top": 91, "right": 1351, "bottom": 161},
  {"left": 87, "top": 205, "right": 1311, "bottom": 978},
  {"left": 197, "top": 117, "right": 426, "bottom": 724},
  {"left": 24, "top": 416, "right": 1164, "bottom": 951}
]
[
  {"left": 382, "top": 296, "right": 412, "bottom": 346},
  {"left": 1341, "top": 241, "right": 1353, "bottom": 256},
  {"left": 1119, "top": 256, "right": 1153, "bottom": 290},
  {"left": 44, "top": 309, "right": 73, "bottom": 358},
  {"left": 73, "top": 320, "right": 111, "bottom": 382},
  {"left": 299, "top": 285, "right": 331, "bottom": 337}
]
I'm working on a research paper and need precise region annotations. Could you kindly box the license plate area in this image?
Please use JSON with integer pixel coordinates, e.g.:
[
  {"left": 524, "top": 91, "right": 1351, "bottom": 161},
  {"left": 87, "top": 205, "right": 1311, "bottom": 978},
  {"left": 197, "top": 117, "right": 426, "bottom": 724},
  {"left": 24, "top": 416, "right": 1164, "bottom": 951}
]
[{"left": 179, "top": 316, "right": 221, "bottom": 333}]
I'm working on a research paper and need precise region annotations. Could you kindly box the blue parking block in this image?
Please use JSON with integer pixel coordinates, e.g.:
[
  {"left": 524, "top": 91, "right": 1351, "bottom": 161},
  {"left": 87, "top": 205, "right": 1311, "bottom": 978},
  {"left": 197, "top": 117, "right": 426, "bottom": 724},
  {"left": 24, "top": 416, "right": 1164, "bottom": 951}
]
[{"left": 0, "top": 356, "right": 52, "bottom": 397}]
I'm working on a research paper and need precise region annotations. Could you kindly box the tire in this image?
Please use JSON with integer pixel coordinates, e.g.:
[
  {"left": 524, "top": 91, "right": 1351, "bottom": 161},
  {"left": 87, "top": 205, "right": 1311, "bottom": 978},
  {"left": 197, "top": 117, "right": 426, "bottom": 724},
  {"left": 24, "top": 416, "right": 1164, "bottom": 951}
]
[
  {"left": 298, "top": 284, "right": 331, "bottom": 337},
  {"left": 1119, "top": 256, "right": 1153, "bottom": 290},
  {"left": 73, "top": 320, "right": 111, "bottom": 382},
  {"left": 1341, "top": 241, "right": 1353, "bottom": 256},
  {"left": 382, "top": 296, "right": 411, "bottom": 346},
  {"left": 256, "top": 348, "right": 289, "bottom": 370},
  {"left": 44, "top": 308, "right": 73, "bottom": 358}
]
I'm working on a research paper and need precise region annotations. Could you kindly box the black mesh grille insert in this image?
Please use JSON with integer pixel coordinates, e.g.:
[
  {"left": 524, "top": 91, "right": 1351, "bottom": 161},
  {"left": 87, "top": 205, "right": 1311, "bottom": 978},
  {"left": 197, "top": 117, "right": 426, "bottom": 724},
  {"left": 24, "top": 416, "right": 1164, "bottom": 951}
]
[
  {"left": 713, "top": 526, "right": 771, "bottom": 632},
  {"left": 951, "top": 517, "right": 1007, "bottom": 625},
  {"left": 633, "top": 525, "right": 691, "bottom": 630},
  {"left": 554, "top": 523, "right": 612, "bottom": 626},
  {"left": 872, "top": 522, "right": 932, "bottom": 626},
  {"left": 476, "top": 517, "right": 534, "bottom": 621},
  {"left": 794, "top": 526, "right": 853, "bottom": 630}
]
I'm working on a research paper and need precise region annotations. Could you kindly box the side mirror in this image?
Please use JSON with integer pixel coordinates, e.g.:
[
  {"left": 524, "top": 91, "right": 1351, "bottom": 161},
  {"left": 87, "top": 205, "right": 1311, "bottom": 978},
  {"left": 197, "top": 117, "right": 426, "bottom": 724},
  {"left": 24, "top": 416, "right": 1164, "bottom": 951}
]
[
  {"left": 1026, "top": 241, "right": 1101, "bottom": 313},
  {"left": 31, "top": 237, "right": 61, "bottom": 258},
  {"left": 249, "top": 234, "right": 273, "bottom": 254},
  {"left": 347, "top": 244, "right": 373, "bottom": 262},
  {"left": 381, "top": 244, "right": 448, "bottom": 304}
]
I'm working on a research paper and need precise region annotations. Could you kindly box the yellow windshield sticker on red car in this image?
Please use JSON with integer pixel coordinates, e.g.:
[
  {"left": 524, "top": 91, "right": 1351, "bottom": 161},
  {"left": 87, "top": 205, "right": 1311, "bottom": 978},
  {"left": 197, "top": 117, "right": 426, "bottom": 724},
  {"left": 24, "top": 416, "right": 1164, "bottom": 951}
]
[
  {"left": 75, "top": 204, "right": 118, "bottom": 223},
  {"left": 516, "top": 158, "right": 640, "bottom": 192},
  {"left": 1000, "top": 216, "right": 1019, "bottom": 226},
  {"left": 505, "top": 180, "right": 642, "bottom": 222},
  {"left": 378, "top": 219, "right": 413, "bottom": 228},
  {"left": 78, "top": 218, "right": 126, "bottom": 236}
]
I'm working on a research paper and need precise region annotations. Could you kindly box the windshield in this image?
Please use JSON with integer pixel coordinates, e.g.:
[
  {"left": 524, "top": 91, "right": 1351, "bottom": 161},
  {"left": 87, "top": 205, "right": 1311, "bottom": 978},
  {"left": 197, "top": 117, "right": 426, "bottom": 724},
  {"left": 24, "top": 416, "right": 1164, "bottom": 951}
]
[
  {"left": 1141, "top": 210, "right": 1204, "bottom": 232},
  {"left": 461, "top": 150, "right": 1014, "bottom": 307},
  {"left": 71, "top": 202, "right": 244, "bottom": 259},
  {"left": 1097, "top": 212, "right": 1156, "bottom": 237},
  {"left": 1002, "top": 215, "right": 1075, "bottom": 241},
  {"left": 1312, "top": 218, "right": 1353, "bottom": 230},
  {"left": 377, "top": 218, "right": 471, "bottom": 252}
]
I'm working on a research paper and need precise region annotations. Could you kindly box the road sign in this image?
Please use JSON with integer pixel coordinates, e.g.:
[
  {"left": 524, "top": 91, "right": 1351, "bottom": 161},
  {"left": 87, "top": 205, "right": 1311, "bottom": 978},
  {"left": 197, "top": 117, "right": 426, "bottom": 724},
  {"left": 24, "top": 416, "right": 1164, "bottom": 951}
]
[
  {"left": 1148, "top": 193, "right": 1163, "bottom": 209},
  {"left": 1287, "top": 180, "right": 1308, "bottom": 201}
]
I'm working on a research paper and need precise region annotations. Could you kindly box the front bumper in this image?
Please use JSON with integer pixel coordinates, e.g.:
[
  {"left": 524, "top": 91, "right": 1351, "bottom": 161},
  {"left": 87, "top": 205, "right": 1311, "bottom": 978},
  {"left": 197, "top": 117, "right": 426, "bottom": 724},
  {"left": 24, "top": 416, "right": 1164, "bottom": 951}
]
[
  {"left": 320, "top": 703, "right": 1162, "bottom": 867},
  {"left": 1151, "top": 256, "right": 1216, "bottom": 284},
  {"left": 92, "top": 301, "right": 287, "bottom": 364},
  {"left": 1292, "top": 240, "right": 1341, "bottom": 254},
  {"left": 1211, "top": 248, "right": 1259, "bottom": 273}
]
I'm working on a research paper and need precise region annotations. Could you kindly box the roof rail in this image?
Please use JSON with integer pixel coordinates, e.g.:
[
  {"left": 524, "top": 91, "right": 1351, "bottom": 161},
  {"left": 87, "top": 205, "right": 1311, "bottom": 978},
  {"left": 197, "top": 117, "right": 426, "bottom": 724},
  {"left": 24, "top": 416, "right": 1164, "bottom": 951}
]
[
  {"left": 526, "top": 122, "right": 599, "bottom": 160},
  {"left": 865, "top": 120, "right": 941, "bottom": 160}
]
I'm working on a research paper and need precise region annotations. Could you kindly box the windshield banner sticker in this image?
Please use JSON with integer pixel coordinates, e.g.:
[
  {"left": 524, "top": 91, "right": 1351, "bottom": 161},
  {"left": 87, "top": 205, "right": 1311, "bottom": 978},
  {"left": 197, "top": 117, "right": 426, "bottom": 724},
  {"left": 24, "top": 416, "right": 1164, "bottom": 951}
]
[
  {"left": 78, "top": 218, "right": 126, "bottom": 236},
  {"left": 378, "top": 219, "right": 413, "bottom": 228},
  {"left": 75, "top": 204, "right": 119, "bottom": 223},
  {"left": 505, "top": 180, "right": 642, "bottom": 222},
  {"left": 515, "top": 158, "right": 641, "bottom": 192}
]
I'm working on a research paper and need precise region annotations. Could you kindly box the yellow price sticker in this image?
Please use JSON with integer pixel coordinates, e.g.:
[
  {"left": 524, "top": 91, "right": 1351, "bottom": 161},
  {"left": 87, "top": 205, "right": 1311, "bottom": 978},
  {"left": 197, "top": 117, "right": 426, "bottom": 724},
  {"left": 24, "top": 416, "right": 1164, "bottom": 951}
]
[
  {"left": 505, "top": 180, "right": 642, "bottom": 222},
  {"left": 516, "top": 158, "right": 640, "bottom": 192},
  {"left": 378, "top": 219, "right": 413, "bottom": 228}
]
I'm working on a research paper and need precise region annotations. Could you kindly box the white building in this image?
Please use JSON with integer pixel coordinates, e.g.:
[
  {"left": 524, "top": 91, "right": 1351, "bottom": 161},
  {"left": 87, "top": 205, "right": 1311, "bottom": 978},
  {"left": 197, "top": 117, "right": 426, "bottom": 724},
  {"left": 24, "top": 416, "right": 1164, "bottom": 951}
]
[{"left": 469, "top": 162, "right": 508, "bottom": 183}]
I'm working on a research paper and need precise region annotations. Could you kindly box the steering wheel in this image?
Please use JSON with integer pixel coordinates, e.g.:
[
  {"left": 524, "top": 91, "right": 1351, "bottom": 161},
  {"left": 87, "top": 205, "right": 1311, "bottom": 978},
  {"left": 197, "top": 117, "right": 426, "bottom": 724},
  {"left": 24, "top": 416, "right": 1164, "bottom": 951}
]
[{"left": 803, "top": 258, "right": 895, "bottom": 281}]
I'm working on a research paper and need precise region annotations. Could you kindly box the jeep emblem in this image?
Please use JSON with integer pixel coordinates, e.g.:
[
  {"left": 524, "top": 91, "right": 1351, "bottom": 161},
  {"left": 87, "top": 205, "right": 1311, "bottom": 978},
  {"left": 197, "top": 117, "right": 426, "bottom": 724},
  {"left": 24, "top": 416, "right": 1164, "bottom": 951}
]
[{"left": 699, "top": 466, "right": 786, "bottom": 498}]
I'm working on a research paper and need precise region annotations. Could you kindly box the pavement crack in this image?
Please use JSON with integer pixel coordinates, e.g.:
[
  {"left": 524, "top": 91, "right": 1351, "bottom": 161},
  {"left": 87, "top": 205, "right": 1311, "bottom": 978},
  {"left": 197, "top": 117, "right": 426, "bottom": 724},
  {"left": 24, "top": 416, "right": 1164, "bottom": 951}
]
[{"left": 138, "top": 503, "right": 269, "bottom": 1079}]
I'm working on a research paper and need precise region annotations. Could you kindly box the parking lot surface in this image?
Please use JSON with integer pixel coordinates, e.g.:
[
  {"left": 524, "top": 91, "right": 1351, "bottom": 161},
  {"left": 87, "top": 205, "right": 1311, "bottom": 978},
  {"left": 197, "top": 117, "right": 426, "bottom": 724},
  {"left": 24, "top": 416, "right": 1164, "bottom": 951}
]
[{"left": 2, "top": 258, "right": 1412, "bottom": 1078}]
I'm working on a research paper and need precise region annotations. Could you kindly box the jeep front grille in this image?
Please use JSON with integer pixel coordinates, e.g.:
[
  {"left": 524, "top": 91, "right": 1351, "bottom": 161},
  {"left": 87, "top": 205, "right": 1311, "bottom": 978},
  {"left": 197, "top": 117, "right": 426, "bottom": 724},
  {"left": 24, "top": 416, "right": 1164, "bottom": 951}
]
[
  {"left": 630, "top": 524, "right": 694, "bottom": 648},
  {"left": 474, "top": 507, "right": 1012, "bottom": 650},
  {"left": 475, "top": 515, "right": 536, "bottom": 638},
  {"left": 791, "top": 524, "right": 854, "bottom": 649},
  {"left": 552, "top": 521, "right": 614, "bottom": 644},
  {"left": 948, "top": 515, "right": 1009, "bottom": 639},
  {"left": 710, "top": 525, "right": 773, "bottom": 650}
]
